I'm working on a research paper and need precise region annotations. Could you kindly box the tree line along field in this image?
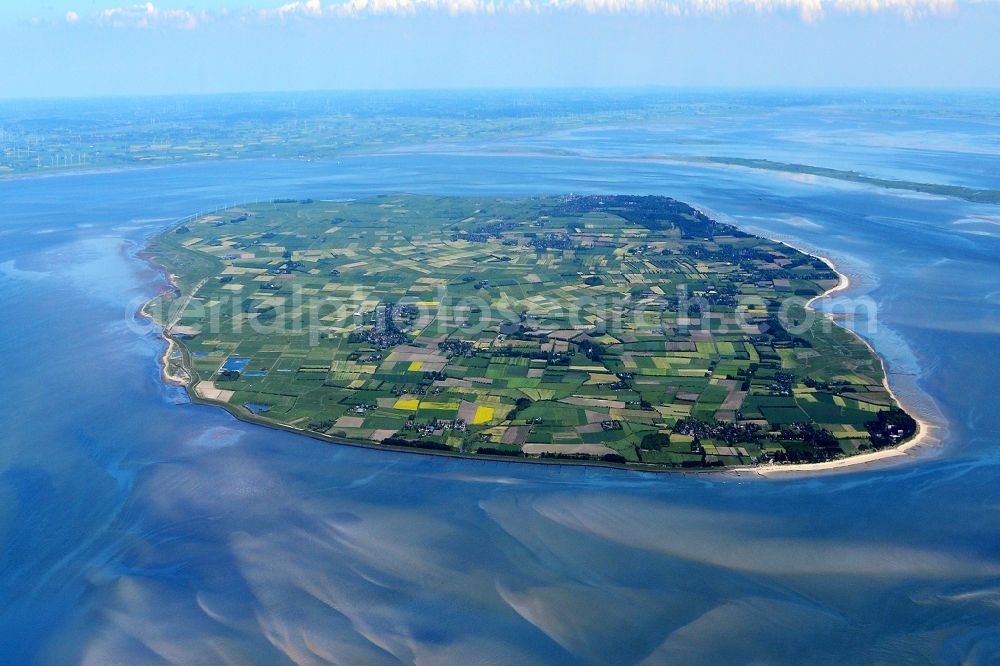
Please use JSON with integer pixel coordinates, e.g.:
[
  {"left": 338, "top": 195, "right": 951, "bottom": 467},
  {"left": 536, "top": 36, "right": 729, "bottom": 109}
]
[{"left": 145, "top": 194, "right": 916, "bottom": 469}]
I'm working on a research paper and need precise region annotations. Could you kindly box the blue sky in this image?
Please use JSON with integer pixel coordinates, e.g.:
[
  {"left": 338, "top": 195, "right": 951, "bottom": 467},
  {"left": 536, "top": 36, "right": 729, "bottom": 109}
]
[{"left": 1, "top": 1, "right": 998, "bottom": 97}]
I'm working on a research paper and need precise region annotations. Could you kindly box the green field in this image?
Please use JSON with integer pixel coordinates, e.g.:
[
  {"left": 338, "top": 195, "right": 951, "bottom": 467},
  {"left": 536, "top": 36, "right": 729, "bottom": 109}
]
[{"left": 144, "top": 194, "right": 916, "bottom": 468}]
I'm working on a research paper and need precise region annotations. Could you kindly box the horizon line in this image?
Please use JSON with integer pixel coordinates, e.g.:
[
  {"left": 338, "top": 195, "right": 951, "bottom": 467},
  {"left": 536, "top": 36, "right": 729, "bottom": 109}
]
[{"left": 4, "top": 83, "right": 1000, "bottom": 104}]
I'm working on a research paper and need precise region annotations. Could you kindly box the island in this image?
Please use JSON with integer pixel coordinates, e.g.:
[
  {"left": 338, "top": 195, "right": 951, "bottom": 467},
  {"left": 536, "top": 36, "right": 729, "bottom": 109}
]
[{"left": 143, "top": 194, "right": 918, "bottom": 469}]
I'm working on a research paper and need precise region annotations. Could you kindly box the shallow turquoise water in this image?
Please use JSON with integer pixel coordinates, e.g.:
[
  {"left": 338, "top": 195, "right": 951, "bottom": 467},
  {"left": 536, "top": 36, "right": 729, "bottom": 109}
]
[{"left": 2, "top": 93, "right": 1000, "bottom": 663}]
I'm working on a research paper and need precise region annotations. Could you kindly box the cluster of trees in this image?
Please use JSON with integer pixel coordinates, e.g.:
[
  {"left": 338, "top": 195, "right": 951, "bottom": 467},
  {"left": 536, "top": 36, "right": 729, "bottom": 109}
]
[
  {"left": 770, "top": 423, "right": 842, "bottom": 463},
  {"left": 763, "top": 315, "right": 812, "bottom": 348},
  {"left": 381, "top": 437, "right": 452, "bottom": 452},
  {"left": 576, "top": 338, "right": 607, "bottom": 362},
  {"left": 865, "top": 408, "right": 918, "bottom": 448},
  {"left": 674, "top": 418, "right": 761, "bottom": 445},
  {"left": 640, "top": 432, "right": 671, "bottom": 451},
  {"left": 477, "top": 447, "right": 524, "bottom": 457},
  {"left": 538, "top": 451, "right": 628, "bottom": 464},
  {"left": 550, "top": 195, "right": 732, "bottom": 239}
]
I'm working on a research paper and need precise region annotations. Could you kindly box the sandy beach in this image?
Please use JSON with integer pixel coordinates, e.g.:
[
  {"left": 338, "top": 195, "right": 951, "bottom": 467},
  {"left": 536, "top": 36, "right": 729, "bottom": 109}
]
[
  {"left": 139, "top": 298, "right": 189, "bottom": 387},
  {"left": 136, "top": 259, "right": 193, "bottom": 388}
]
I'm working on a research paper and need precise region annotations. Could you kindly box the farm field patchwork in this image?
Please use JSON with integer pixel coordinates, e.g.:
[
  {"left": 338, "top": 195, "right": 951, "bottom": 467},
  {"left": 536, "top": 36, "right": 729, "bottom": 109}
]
[{"left": 145, "top": 194, "right": 917, "bottom": 468}]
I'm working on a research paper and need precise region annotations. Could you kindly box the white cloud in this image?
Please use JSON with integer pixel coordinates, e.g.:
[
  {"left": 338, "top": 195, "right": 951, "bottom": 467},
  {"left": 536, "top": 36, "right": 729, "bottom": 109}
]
[
  {"left": 707, "top": 0, "right": 826, "bottom": 22},
  {"left": 99, "top": 2, "right": 200, "bottom": 29},
  {"left": 832, "top": 0, "right": 956, "bottom": 19},
  {"left": 328, "top": 0, "right": 507, "bottom": 16},
  {"left": 66, "top": 10, "right": 80, "bottom": 23},
  {"left": 261, "top": 0, "right": 326, "bottom": 19},
  {"left": 87, "top": 0, "right": 966, "bottom": 24},
  {"left": 320, "top": 0, "right": 955, "bottom": 19}
]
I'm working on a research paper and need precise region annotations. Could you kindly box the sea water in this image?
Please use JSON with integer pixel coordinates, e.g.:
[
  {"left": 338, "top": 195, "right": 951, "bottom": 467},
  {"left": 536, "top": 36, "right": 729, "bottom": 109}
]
[{"left": 1, "top": 91, "right": 999, "bottom": 663}]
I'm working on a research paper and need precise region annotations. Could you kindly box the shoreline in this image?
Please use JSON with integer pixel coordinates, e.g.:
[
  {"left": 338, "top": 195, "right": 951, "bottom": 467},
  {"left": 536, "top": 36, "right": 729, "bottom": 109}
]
[
  {"left": 139, "top": 211, "right": 942, "bottom": 479},
  {"left": 134, "top": 248, "right": 190, "bottom": 388},
  {"left": 731, "top": 248, "right": 940, "bottom": 478}
]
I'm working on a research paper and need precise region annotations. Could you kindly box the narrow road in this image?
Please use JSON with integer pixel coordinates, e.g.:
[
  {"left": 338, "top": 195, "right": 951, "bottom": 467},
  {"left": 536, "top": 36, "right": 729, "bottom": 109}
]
[{"left": 168, "top": 277, "right": 208, "bottom": 329}]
